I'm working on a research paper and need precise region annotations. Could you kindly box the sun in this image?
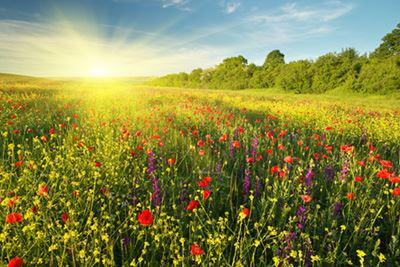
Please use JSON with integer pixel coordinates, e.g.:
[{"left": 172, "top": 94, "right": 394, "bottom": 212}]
[{"left": 89, "top": 66, "right": 109, "bottom": 77}]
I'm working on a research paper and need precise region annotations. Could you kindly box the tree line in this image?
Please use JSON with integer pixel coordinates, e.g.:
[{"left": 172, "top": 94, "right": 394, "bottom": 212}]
[{"left": 149, "top": 23, "right": 400, "bottom": 94}]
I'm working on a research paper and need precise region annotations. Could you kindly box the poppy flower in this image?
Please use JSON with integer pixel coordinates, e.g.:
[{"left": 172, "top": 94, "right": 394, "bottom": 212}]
[
  {"left": 167, "top": 158, "right": 176, "bottom": 166},
  {"left": 392, "top": 188, "right": 400, "bottom": 196},
  {"left": 377, "top": 169, "right": 393, "bottom": 179},
  {"left": 354, "top": 176, "right": 362, "bottom": 182},
  {"left": 197, "top": 140, "right": 204, "bottom": 147},
  {"left": 198, "top": 176, "right": 212, "bottom": 187},
  {"left": 284, "top": 156, "right": 293, "bottom": 164},
  {"left": 14, "top": 161, "right": 23, "bottom": 167},
  {"left": 246, "top": 157, "right": 254, "bottom": 163},
  {"left": 95, "top": 161, "right": 102, "bottom": 167},
  {"left": 301, "top": 195, "right": 312, "bottom": 203},
  {"left": 347, "top": 192, "right": 354, "bottom": 200},
  {"left": 233, "top": 141, "right": 241, "bottom": 148},
  {"left": 242, "top": 208, "right": 249, "bottom": 217},
  {"left": 137, "top": 209, "right": 153, "bottom": 226},
  {"left": 38, "top": 184, "right": 49, "bottom": 196},
  {"left": 357, "top": 161, "right": 365, "bottom": 166},
  {"left": 203, "top": 190, "right": 211, "bottom": 200},
  {"left": 187, "top": 200, "right": 199, "bottom": 211},
  {"left": 190, "top": 244, "right": 205, "bottom": 255},
  {"left": 203, "top": 176, "right": 213, "bottom": 183},
  {"left": 7, "top": 256, "right": 23, "bottom": 267},
  {"left": 198, "top": 150, "right": 205, "bottom": 156},
  {"left": 219, "top": 134, "right": 228, "bottom": 142},
  {"left": 379, "top": 160, "right": 393, "bottom": 168},
  {"left": 390, "top": 177, "right": 400, "bottom": 183},
  {"left": 6, "top": 213, "right": 23, "bottom": 224},
  {"left": 271, "top": 166, "right": 279, "bottom": 174},
  {"left": 197, "top": 180, "right": 208, "bottom": 187},
  {"left": 61, "top": 213, "right": 69, "bottom": 223}
]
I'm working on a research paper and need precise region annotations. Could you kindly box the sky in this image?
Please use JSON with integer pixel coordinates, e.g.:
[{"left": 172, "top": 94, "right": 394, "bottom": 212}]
[{"left": 0, "top": 0, "right": 399, "bottom": 77}]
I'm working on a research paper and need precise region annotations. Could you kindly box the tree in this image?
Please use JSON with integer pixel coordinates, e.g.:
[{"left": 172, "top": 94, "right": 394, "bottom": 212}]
[
  {"left": 371, "top": 23, "right": 400, "bottom": 58},
  {"left": 263, "top": 50, "right": 285, "bottom": 68},
  {"left": 277, "top": 60, "right": 313, "bottom": 93}
]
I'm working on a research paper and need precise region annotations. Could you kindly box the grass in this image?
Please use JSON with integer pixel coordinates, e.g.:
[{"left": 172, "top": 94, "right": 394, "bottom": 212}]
[{"left": 0, "top": 76, "right": 399, "bottom": 266}]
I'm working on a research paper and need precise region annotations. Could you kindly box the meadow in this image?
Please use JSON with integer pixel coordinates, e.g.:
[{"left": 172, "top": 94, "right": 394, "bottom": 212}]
[{"left": 0, "top": 75, "right": 400, "bottom": 266}]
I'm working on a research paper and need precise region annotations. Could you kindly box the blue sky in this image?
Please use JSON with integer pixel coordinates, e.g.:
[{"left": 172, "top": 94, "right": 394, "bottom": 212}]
[{"left": 0, "top": 0, "right": 399, "bottom": 76}]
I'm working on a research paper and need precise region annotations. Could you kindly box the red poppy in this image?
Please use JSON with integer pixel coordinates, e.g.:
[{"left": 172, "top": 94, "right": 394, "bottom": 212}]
[
  {"left": 95, "top": 161, "right": 102, "bottom": 168},
  {"left": 38, "top": 184, "right": 49, "bottom": 196},
  {"left": 190, "top": 244, "right": 205, "bottom": 255},
  {"left": 187, "top": 200, "right": 200, "bottom": 211},
  {"left": 167, "top": 158, "right": 176, "bottom": 166},
  {"left": 377, "top": 169, "right": 393, "bottom": 179},
  {"left": 357, "top": 161, "right": 365, "bottom": 166},
  {"left": 197, "top": 140, "right": 204, "bottom": 147},
  {"left": 15, "top": 161, "right": 23, "bottom": 167},
  {"left": 301, "top": 195, "right": 312, "bottom": 203},
  {"left": 198, "top": 150, "right": 205, "bottom": 156},
  {"left": 284, "top": 156, "right": 293, "bottom": 164},
  {"left": 392, "top": 188, "right": 400, "bottom": 196},
  {"left": 138, "top": 209, "right": 153, "bottom": 226},
  {"left": 246, "top": 157, "right": 254, "bottom": 163},
  {"left": 204, "top": 176, "right": 213, "bottom": 183},
  {"left": 354, "top": 176, "right": 362, "bottom": 182},
  {"left": 242, "top": 208, "right": 249, "bottom": 217},
  {"left": 61, "top": 213, "right": 69, "bottom": 223},
  {"left": 347, "top": 192, "right": 354, "bottom": 200},
  {"left": 271, "top": 166, "right": 279, "bottom": 174},
  {"left": 219, "top": 134, "right": 228, "bottom": 142},
  {"left": 233, "top": 141, "right": 241, "bottom": 148},
  {"left": 203, "top": 190, "right": 211, "bottom": 200},
  {"left": 390, "top": 177, "right": 400, "bottom": 183},
  {"left": 6, "top": 213, "right": 23, "bottom": 224},
  {"left": 197, "top": 180, "right": 208, "bottom": 187},
  {"left": 379, "top": 160, "right": 393, "bottom": 168},
  {"left": 7, "top": 256, "right": 23, "bottom": 267}
]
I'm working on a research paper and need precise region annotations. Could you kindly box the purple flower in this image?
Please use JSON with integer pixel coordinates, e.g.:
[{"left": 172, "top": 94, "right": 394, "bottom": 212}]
[
  {"left": 243, "top": 168, "right": 251, "bottom": 199},
  {"left": 151, "top": 177, "right": 161, "bottom": 207},
  {"left": 325, "top": 165, "right": 335, "bottom": 181},
  {"left": 333, "top": 202, "right": 343, "bottom": 215},
  {"left": 305, "top": 168, "right": 314, "bottom": 187},
  {"left": 229, "top": 141, "right": 234, "bottom": 158},
  {"left": 340, "top": 161, "right": 349, "bottom": 181}
]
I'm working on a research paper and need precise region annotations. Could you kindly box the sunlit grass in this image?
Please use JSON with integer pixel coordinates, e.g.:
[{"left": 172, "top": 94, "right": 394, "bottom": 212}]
[{"left": 0, "top": 77, "right": 399, "bottom": 266}]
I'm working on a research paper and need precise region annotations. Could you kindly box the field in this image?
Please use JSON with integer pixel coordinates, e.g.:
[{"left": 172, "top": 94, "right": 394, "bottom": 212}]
[{"left": 1, "top": 75, "right": 400, "bottom": 266}]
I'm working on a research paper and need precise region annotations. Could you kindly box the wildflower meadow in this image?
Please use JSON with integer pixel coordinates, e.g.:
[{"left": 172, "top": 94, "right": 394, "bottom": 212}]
[{"left": 0, "top": 80, "right": 399, "bottom": 266}]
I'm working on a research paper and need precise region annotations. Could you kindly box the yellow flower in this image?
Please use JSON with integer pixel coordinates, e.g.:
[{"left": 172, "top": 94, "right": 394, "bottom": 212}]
[
  {"left": 311, "top": 255, "right": 321, "bottom": 263},
  {"left": 378, "top": 253, "right": 386, "bottom": 263}
]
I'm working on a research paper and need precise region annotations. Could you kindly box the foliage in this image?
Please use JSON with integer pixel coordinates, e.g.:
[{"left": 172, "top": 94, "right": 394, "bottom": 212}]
[
  {"left": 371, "top": 23, "right": 400, "bottom": 59},
  {"left": 149, "top": 23, "right": 400, "bottom": 94}
]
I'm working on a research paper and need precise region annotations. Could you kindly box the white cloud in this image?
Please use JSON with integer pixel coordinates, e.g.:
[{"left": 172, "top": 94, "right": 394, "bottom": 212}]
[
  {"left": 249, "top": 1, "right": 353, "bottom": 24},
  {"left": 0, "top": 19, "right": 228, "bottom": 76}
]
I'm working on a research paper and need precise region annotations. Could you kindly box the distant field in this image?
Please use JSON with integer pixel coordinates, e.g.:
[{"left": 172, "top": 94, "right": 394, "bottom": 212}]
[{"left": 0, "top": 76, "right": 400, "bottom": 266}]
